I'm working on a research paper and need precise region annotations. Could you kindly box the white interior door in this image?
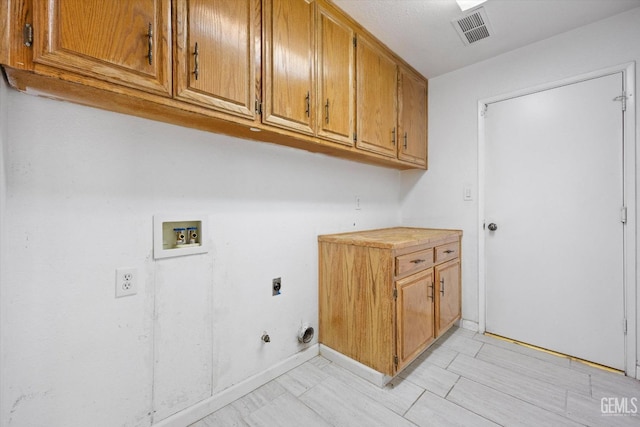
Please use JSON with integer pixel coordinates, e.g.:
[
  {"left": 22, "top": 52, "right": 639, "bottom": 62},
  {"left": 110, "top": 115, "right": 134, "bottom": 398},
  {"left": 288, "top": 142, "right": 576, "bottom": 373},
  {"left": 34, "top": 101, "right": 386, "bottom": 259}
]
[{"left": 484, "top": 72, "right": 625, "bottom": 370}]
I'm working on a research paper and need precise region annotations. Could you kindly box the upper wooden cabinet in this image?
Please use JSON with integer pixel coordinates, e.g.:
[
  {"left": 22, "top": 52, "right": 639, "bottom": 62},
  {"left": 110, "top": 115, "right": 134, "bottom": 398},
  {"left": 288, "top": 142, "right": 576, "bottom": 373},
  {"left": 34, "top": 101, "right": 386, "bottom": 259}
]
[
  {"left": 1, "top": 0, "right": 428, "bottom": 170},
  {"left": 316, "top": 2, "right": 355, "bottom": 147},
  {"left": 263, "top": 0, "right": 315, "bottom": 135},
  {"left": 174, "top": 0, "right": 260, "bottom": 120},
  {"left": 398, "top": 67, "right": 428, "bottom": 167},
  {"left": 355, "top": 34, "right": 398, "bottom": 158},
  {"left": 32, "top": 0, "right": 172, "bottom": 96}
]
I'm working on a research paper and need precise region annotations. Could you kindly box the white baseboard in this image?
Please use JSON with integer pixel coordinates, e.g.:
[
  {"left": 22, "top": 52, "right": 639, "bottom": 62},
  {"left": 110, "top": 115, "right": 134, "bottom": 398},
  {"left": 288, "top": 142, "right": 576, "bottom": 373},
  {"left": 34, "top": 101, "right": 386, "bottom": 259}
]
[
  {"left": 460, "top": 319, "right": 479, "bottom": 333},
  {"left": 319, "top": 344, "right": 390, "bottom": 387},
  {"left": 153, "top": 344, "right": 319, "bottom": 427}
]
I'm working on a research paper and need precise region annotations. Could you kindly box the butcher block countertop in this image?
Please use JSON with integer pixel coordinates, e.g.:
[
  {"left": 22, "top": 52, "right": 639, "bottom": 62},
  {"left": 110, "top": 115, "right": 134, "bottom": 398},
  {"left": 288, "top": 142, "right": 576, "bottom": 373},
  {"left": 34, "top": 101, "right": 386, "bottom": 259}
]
[{"left": 318, "top": 227, "right": 463, "bottom": 250}]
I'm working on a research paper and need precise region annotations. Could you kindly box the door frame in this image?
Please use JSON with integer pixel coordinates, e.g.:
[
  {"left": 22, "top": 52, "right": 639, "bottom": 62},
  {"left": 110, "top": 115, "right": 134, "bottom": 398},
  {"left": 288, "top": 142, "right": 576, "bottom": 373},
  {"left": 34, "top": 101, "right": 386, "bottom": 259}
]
[{"left": 477, "top": 62, "right": 637, "bottom": 377}]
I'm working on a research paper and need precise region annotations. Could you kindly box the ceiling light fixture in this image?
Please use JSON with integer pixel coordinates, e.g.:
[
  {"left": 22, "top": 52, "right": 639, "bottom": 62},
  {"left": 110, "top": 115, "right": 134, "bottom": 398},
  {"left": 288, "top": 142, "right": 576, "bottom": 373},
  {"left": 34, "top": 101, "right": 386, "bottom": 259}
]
[{"left": 455, "top": 0, "right": 487, "bottom": 12}]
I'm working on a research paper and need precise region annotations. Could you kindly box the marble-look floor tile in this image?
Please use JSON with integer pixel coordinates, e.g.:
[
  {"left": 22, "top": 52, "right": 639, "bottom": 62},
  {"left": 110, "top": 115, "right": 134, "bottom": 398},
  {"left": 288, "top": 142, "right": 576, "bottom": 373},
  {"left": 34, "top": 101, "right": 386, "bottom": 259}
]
[
  {"left": 321, "top": 362, "right": 424, "bottom": 415},
  {"left": 245, "top": 392, "right": 331, "bottom": 427},
  {"left": 590, "top": 371, "right": 640, "bottom": 401},
  {"left": 476, "top": 342, "right": 591, "bottom": 395},
  {"left": 447, "top": 353, "right": 567, "bottom": 413},
  {"left": 230, "top": 380, "right": 287, "bottom": 418},
  {"left": 437, "top": 333, "right": 484, "bottom": 357},
  {"left": 412, "top": 344, "right": 459, "bottom": 369},
  {"left": 405, "top": 390, "right": 499, "bottom": 427},
  {"left": 189, "top": 404, "right": 250, "bottom": 427},
  {"left": 566, "top": 390, "right": 639, "bottom": 427},
  {"left": 299, "top": 376, "right": 416, "bottom": 427},
  {"left": 275, "top": 359, "right": 329, "bottom": 397},
  {"left": 447, "top": 378, "right": 582, "bottom": 427},
  {"left": 473, "top": 333, "right": 571, "bottom": 367},
  {"left": 400, "top": 359, "right": 459, "bottom": 398}
]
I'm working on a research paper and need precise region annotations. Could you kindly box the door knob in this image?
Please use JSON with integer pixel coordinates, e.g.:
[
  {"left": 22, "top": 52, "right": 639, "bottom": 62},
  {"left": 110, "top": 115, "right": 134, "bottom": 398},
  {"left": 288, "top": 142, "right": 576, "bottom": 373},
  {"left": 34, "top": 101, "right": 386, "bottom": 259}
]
[{"left": 487, "top": 223, "right": 498, "bottom": 231}]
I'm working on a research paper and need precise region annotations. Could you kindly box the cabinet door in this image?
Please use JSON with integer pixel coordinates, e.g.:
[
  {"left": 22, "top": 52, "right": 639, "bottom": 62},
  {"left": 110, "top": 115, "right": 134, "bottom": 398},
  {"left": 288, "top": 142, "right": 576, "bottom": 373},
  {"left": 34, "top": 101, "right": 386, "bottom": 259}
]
[
  {"left": 263, "top": 0, "right": 314, "bottom": 134},
  {"left": 398, "top": 68, "right": 427, "bottom": 167},
  {"left": 175, "top": 0, "right": 260, "bottom": 120},
  {"left": 33, "top": 0, "right": 171, "bottom": 96},
  {"left": 316, "top": 3, "right": 354, "bottom": 146},
  {"left": 396, "top": 268, "right": 435, "bottom": 372},
  {"left": 435, "top": 259, "right": 461, "bottom": 336},
  {"left": 356, "top": 35, "right": 397, "bottom": 158}
]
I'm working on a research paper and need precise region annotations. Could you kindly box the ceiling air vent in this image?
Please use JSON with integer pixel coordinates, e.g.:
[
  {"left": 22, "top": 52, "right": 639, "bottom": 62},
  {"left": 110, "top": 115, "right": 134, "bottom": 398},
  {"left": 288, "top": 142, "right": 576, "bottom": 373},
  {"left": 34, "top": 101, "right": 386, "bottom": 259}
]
[{"left": 452, "top": 7, "right": 493, "bottom": 45}]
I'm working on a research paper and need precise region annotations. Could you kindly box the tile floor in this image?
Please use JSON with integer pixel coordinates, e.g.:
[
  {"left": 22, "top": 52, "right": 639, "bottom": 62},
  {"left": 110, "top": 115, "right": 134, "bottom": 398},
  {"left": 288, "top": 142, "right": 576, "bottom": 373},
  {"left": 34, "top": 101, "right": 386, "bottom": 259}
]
[{"left": 190, "top": 327, "right": 640, "bottom": 426}]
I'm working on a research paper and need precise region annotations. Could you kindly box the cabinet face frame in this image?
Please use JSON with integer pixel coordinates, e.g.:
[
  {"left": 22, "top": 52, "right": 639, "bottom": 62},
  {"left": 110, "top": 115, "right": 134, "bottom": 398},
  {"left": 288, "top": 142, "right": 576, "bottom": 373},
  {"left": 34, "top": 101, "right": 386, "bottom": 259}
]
[
  {"left": 32, "top": 0, "right": 172, "bottom": 96},
  {"left": 262, "top": 0, "right": 315, "bottom": 135},
  {"left": 174, "top": 0, "right": 260, "bottom": 120},
  {"left": 355, "top": 34, "right": 398, "bottom": 158},
  {"left": 398, "top": 67, "right": 428, "bottom": 167},
  {"left": 315, "top": 2, "right": 355, "bottom": 146}
]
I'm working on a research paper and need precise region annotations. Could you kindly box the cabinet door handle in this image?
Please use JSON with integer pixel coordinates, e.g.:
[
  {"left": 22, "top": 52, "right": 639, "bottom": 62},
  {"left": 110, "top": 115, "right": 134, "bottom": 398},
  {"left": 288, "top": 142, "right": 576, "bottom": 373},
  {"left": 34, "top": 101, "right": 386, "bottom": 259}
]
[
  {"left": 403, "top": 132, "right": 408, "bottom": 149},
  {"left": 410, "top": 259, "right": 425, "bottom": 264},
  {"left": 392, "top": 127, "right": 396, "bottom": 145},
  {"left": 305, "top": 91, "right": 310, "bottom": 117},
  {"left": 147, "top": 23, "right": 153, "bottom": 65},
  {"left": 443, "top": 249, "right": 454, "bottom": 254},
  {"left": 440, "top": 278, "right": 445, "bottom": 296},
  {"left": 325, "top": 99, "right": 330, "bottom": 124},
  {"left": 193, "top": 42, "right": 200, "bottom": 80}
]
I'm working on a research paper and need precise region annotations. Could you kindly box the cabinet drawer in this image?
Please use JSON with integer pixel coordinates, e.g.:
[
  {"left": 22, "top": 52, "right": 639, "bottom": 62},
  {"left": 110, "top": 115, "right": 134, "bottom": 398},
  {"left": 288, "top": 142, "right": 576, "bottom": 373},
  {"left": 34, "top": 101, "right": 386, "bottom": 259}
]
[
  {"left": 396, "top": 248, "right": 434, "bottom": 276},
  {"left": 435, "top": 242, "right": 459, "bottom": 264}
]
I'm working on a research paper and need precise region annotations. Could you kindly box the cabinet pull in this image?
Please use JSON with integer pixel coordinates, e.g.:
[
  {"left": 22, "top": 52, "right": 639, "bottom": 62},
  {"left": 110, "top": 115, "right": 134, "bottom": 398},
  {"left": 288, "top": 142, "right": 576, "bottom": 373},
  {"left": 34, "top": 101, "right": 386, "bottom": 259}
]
[
  {"left": 325, "top": 99, "right": 330, "bottom": 124},
  {"left": 147, "top": 23, "right": 153, "bottom": 65},
  {"left": 403, "top": 132, "right": 408, "bottom": 149},
  {"left": 392, "top": 127, "right": 396, "bottom": 145},
  {"left": 443, "top": 249, "right": 454, "bottom": 254},
  {"left": 193, "top": 42, "right": 200, "bottom": 80},
  {"left": 305, "top": 91, "right": 310, "bottom": 117},
  {"left": 410, "top": 259, "right": 425, "bottom": 264},
  {"left": 440, "top": 278, "right": 445, "bottom": 296},
  {"left": 428, "top": 281, "right": 434, "bottom": 301},
  {"left": 23, "top": 23, "right": 33, "bottom": 47}
]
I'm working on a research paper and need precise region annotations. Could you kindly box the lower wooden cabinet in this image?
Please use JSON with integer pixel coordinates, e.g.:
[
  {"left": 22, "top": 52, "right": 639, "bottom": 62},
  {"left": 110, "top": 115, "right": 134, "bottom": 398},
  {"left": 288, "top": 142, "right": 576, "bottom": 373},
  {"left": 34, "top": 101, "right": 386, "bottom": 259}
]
[{"left": 319, "top": 227, "right": 462, "bottom": 379}]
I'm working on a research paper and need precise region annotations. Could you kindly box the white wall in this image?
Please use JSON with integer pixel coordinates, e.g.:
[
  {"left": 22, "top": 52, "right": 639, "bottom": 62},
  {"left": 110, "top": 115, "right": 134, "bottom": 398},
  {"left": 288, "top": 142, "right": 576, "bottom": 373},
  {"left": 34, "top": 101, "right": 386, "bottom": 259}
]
[
  {"left": 0, "top": 81, "right": 402, "bottom": 426},
  {"left": 401, "top": 7, "right": 640, "bottom": 369}
]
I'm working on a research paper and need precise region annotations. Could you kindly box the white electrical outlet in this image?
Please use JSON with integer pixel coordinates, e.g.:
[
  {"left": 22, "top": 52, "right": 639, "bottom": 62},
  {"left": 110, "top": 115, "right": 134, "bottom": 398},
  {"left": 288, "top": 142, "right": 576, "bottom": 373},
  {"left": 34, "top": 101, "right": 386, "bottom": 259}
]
[{"left": 116, "top": 267, "right": 137, "bottom": 298}]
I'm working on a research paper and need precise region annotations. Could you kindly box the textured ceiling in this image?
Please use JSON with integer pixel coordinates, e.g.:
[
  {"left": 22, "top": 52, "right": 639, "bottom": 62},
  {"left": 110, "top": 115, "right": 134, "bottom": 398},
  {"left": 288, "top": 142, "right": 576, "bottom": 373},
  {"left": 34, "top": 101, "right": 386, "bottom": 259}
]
[{"left": 332, "top": 0, "right": 640, "bottom": 78}]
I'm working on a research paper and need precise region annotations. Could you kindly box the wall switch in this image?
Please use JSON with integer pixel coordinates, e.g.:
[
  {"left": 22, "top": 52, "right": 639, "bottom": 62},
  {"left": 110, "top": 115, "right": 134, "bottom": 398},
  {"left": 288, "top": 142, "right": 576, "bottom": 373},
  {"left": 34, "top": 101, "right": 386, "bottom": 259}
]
[
  {"left": 463, "top": 185, "right": 473, "bottom": 201},
  {"left": 355, "top": 196, "right": 362, "bottom": 210},
  {"left": 116, "top": 267, "right": 137, "bottom": 298}
]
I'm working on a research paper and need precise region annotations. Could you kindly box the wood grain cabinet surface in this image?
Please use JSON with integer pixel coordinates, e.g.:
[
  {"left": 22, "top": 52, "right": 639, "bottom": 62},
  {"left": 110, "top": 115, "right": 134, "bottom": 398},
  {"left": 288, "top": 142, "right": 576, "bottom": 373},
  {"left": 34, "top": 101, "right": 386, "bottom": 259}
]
[
  {"left": 1, "top": 0, "right": 429, "bottom": 170},
  {"left": 316, "top": 1, "right": 355, "bottom": 146},
  {"left": 355, "top": 34, "right": 398, "bottom": 158},
  {"left": 398, "top": 67, "right": 428, "bottom": 167},
  {"left": 174, "top": 0, "right": 260, "bottom": 120},
  {"left": 263, "top": 0, "right": 315, "bottom": 135},
  {"left": 319, "top": 227, "right": 462, "bottom": 378},
  {"left": 33, "top": 0, "right": 172, "bottom": 96}
]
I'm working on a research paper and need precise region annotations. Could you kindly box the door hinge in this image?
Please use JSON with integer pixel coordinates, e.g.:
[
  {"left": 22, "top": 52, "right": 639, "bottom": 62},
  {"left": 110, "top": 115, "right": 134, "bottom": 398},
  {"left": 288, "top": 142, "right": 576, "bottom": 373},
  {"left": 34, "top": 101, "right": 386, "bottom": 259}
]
[
  {"left": 23, "top": 23, "right": 33, "bottom": 47},
  {"left": 481, "top": 104, "right": 488, "bottom": 117},
  {"left": 394, "top": 355, "right": 398, "bottom": 366},
  {"left": 613, "top": 92, "right": 627, "bottom": 111},
  {"left": 255, "top": 99, "right": 262, "bottom": 115},
  {"left": 353, "top": 37, "right": 357, "bottom": 48},
  {"left": 621, "top": 206, "right": 627, "bottom": 224},
  {"left": 353, "top": 132, "right": 357, "bottom": 143},
  {"left": 393, "top": 289, "right": 397, "bottom": 300},
  {"left": 623, "top": 318, "right": 628, "bottom": 334}
]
